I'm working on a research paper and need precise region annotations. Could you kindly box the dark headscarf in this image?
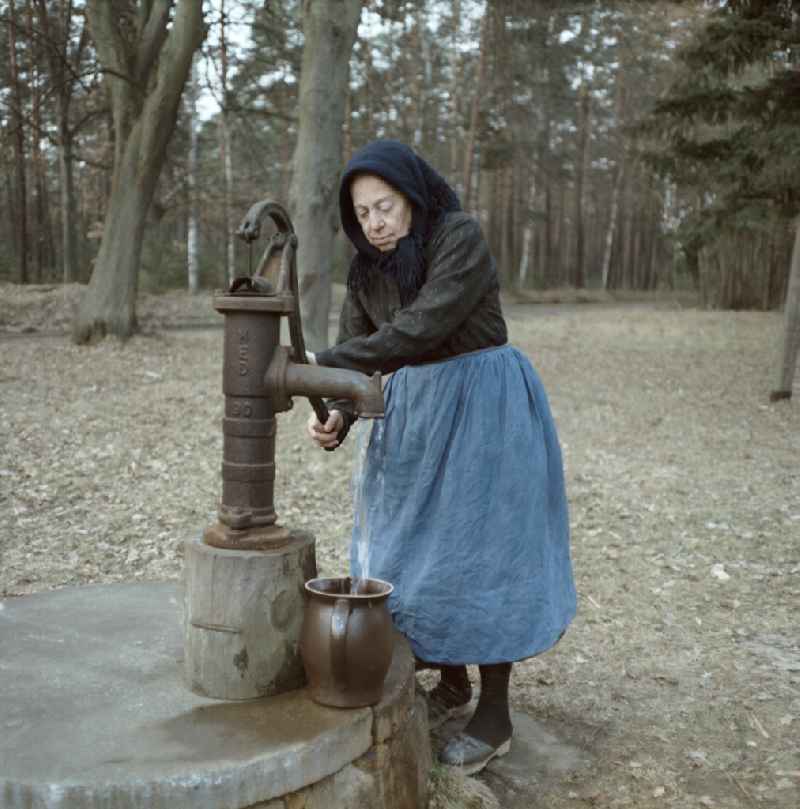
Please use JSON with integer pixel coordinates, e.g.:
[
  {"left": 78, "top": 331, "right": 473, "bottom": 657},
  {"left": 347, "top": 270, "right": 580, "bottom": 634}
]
[{"left": 340, "top": 140, "right": 461, "bottom": 306}]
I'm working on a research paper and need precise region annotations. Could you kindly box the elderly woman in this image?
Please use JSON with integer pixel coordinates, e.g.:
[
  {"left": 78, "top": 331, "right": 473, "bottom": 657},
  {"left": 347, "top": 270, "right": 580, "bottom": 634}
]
[{"left": 306, "top": 140, "right": 576, "bottom": 774}]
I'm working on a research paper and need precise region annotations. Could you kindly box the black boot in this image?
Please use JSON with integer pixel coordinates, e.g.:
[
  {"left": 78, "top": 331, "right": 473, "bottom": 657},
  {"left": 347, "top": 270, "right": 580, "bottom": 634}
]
[
  {"left": 439, "top": 662, "right": 513, "bottom": 774},
  {"left": 424, "top": 664, "right": 473, "bottom": 729}
]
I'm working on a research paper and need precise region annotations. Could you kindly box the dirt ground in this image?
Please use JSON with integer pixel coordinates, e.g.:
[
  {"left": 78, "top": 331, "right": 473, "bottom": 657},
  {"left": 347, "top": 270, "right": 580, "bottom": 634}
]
[{"left": 1, "top": 284, "right": 798, "bottom": 809}]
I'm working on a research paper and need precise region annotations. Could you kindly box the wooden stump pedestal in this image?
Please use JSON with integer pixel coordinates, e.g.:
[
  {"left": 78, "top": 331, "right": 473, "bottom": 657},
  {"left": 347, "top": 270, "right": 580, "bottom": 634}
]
[{"left": 183, "top": 531, "right": 317, "bottom": 700}]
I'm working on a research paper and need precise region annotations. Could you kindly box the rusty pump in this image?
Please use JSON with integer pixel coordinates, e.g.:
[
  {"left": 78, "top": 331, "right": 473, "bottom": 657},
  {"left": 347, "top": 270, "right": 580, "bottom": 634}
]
[
  {"left": 183, "top": 201, "right": 384, "bottom": 700},
  {"left": 204, "top": 200, "right": 383, "bottom": 551}
]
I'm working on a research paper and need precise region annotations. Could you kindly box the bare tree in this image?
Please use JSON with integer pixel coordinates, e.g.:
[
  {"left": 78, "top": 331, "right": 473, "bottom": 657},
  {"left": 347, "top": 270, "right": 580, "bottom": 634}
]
[
  {"left": 33, "top": 0, "right": 90, "bottom": 284},
  {"left": 218, "top": 0, "right": 235, "bottom": 285},
  {"left": 186, "top": 54, "right": 200, "bottom": 294},
  {"left": 462, "top": 12, "right": 488, "bottom": 213},
  {"left": 574, "top": 81, "right": 591, "bottom": 289},
  {"left": 73, "top": 0, "right": 205, "bottom": 343},
  {"left": 447, "top": 0, "right": 462, "bottom": 187},
  {"left": 518, "top": 174, "right": 536, "bottom": 287},
  {"left": 412, "top": 3, "right": 431, "bottom": 148},
  {"left": 602, "top": 66, "right": 626, "bottom": 290},
  {"left": 7, "top": 0, "right": 29, "bottom": 284},
  {"left": 289, "top": 0, "right": 362, "bottom": 352}
]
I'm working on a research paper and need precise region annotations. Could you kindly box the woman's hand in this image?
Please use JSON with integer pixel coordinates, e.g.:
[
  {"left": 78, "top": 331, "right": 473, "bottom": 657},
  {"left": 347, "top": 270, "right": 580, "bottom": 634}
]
[{"left": 307, "top": 409, "right": 344, "bottom": 449}]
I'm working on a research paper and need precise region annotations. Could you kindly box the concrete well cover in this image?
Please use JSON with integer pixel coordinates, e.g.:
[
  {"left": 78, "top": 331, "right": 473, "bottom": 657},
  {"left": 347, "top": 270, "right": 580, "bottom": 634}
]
[{"left": 0, "top": 582, "right": 373, "bottom": 809}]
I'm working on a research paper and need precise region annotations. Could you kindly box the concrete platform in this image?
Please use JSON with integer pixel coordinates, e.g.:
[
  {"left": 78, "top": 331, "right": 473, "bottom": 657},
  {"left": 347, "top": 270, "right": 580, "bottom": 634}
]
[{"left": 0, "top": 583, "right": 383, "bottom": 809}]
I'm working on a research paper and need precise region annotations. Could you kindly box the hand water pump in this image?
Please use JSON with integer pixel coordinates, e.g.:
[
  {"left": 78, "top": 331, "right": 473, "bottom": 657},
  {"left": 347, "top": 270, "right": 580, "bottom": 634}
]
[{"left": 183, "top": 201, "right": 383, "bottom": 700}]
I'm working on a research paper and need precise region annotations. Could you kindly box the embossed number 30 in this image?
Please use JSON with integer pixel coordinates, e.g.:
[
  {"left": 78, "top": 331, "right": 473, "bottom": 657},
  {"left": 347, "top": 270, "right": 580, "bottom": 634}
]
[{"left": 231, "top": 402, "right": 253, "bottom": 418}]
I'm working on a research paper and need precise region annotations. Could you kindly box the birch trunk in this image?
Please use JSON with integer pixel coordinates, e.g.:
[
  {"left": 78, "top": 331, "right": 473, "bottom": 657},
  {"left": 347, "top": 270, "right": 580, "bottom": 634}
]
[
  {"left": 602, "top": 163, "right": 624, "bottom": 289},
  {"left": 602, "top": 56, "right": 627, "bottom": 289},
  {"left": 289, "top": 0, "right": 362, "bottom": 352},
  {"left": 413, "top": 5, "right": 431, "bottom": 147},
  {"left": 74, "top": 0, "right": 205, "bottom": 343},
  {"left": 187, "top": 57, "right": 200, "bottom": 294},
  {"left": 771, "top": 219, "right": 800, "bottom": 400},
  {"left": 518, "top": 172, "right": 537, "bottom": 287},
  {"left": 219, "top": 0, "right": 235, "bottom": 285}
]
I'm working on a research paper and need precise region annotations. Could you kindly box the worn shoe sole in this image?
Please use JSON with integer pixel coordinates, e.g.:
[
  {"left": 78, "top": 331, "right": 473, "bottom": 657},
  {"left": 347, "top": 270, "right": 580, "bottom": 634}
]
[{"left": 455, "top": 738, "right": 511, "bottom": 775}]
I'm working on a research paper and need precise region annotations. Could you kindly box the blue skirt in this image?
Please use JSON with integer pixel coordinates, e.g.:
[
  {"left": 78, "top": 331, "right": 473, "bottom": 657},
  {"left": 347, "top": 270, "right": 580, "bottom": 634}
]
[{"left": 350, "top": 344, "right": 576, "bottom": 664}]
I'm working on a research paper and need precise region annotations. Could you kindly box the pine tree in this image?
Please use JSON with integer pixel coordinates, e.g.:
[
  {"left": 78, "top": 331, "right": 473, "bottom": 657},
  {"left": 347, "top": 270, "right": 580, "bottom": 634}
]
[{"left": 642, "top": 0, "right": 800, "bottom": 309}]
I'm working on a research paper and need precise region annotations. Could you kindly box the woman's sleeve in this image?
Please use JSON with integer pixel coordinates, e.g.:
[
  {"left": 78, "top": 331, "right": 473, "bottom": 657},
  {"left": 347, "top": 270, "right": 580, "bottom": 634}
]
[
  {"left": 315, "top": 215, "right": 495, "bottom": 375},
  {"left": 323, "top": 287, "right": 375, "bottom": 445}
]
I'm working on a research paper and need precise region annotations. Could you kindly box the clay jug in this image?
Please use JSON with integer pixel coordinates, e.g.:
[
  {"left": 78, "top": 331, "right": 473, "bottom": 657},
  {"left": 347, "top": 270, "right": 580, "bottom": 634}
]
[{"left": 300, "top": 576, "right": 394, "bottom": 708}]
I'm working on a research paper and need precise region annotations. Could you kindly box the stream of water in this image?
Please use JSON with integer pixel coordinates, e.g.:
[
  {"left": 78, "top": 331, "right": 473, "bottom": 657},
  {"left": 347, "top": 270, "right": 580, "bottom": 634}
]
[{"left": 349, "top": 418, "right": 384, "bottom": 595}]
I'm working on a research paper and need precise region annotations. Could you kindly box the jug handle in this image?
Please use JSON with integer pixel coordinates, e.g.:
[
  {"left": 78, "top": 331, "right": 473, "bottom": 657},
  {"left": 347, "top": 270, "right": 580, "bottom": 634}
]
[{"left": 330, "top": 597, "right": 351, "bottom": 692}]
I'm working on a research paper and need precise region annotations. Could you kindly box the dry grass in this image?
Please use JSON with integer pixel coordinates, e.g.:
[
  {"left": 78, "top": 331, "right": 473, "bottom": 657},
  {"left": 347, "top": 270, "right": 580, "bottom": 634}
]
[
  {"left": 428, "top": 765, "right": 501, "bottom": 809},
  {"left": 1, "top": 286, "right": 798, "bottom": 808}
]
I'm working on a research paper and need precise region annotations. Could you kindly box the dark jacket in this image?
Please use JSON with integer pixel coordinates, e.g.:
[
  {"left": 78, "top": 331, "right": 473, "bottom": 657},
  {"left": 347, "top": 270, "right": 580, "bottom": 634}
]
[{"left": 316, "top": 212, "right": 507, "bottom": 433}]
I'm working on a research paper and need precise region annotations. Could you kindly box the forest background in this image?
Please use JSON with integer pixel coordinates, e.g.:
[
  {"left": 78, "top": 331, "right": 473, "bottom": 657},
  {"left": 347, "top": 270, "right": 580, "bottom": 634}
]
[
  {"left": 2, "top": 4, "right": 799, "bottom": 808},
  {"left": 1, "top": 0, "right": 799, "bottom": 397}
]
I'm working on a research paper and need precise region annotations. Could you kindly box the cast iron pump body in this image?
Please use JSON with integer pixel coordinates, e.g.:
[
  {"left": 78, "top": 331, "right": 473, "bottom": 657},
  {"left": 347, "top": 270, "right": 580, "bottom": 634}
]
[{"left": 204, "top": 201, "right": 383, "bottom": 551}]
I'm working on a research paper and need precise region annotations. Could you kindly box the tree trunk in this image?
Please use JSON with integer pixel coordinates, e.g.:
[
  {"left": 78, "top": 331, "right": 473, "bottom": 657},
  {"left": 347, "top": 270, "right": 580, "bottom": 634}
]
[
  {"left": 343, "top": 88, "right": 353, "bottom": 159},
  {"left": 58, "top": 119, "right": 80, "bottom": 283},
  {"left": 544, "top": 179, "right": 553, "bottom": 286},
  {"left": 74, "top": 0, "right": 205, "bottom": 343},
  {"left": 462, "top": 13, "right": 489, "bottom": 212},
  {"left": 771, "top": 219, "right": 800, "bottom": 400},
  {"left": 35, "top": 0, "right": 87, "bottom": 284},
  {"left": 536, "top": 13, "right": 554, "bottom": 287},
  {"left": 219, "top": 0, "right": 235, "bottom": 285},
  {"left": 289, "top": 0, "right": 362, "bottom": 352},
  {"left": 502, "top": 167, "right": 515, "bottom": 289},
  {"left": 557, "top": 179, "right": 568, "bottom": 286},
  {"left": 574, "top": 82, "right": 591, "bottom": 289},
  {"left": 632, "top": 214, "right": 643, "bottom": 289},
  {"left": 602, "top": 62, "right": 627, "bottom": 290},
  {"left": 488, "top": 169, "right": 501, "bottom": 259},
  {"left": 280, "top": 127, "right": 293, "bottom": 202},
  {"left": 360, "top": 32, "right": 374, "bottom": 146},
  {"left": 602, "top": 163, "right": 624, "bottom": 289},
  {"left": 518, "top": 170, "right": 537, "bottom": 287},
  {"left": 26, "top": 0, "right": 45, "bottom": 282},
  {"left": 448, "top": 0, "right": 462, "bottom": 189},
  {"left": 762, "top": 222, "right": 777, "bottom": 310},
  {"left": 187, "top": 56, "right": 200, "bottom": 294},
  {"left": 413, "top": 4, "right": 430, "bottom": 148},
  {"left": 58, "top": 17, "right": 81, "bottom": 285},
  {"left": 8, "top": 0, "right": 29, "bottom": 284}
]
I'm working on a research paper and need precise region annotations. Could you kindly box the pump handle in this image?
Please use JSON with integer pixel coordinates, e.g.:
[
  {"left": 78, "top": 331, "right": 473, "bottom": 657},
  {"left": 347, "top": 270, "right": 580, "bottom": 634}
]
[{"left": 236, "top": 200, "right": 330, "bottom": 429}]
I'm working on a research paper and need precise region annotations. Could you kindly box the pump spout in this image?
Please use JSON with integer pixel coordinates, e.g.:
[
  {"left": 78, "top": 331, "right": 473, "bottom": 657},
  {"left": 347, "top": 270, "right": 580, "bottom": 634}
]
[
  {"left": 266, "top": 346, "right": 384, "bottom": 418},
  {"left": 285, "top": 363, "right": 384, "bottom": 418}
]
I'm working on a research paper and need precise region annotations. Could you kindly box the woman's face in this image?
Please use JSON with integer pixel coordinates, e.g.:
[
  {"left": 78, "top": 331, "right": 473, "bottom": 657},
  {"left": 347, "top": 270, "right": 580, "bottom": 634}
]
[{"left": 350, "top": 174, "right": 412, "bottom": 253}]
